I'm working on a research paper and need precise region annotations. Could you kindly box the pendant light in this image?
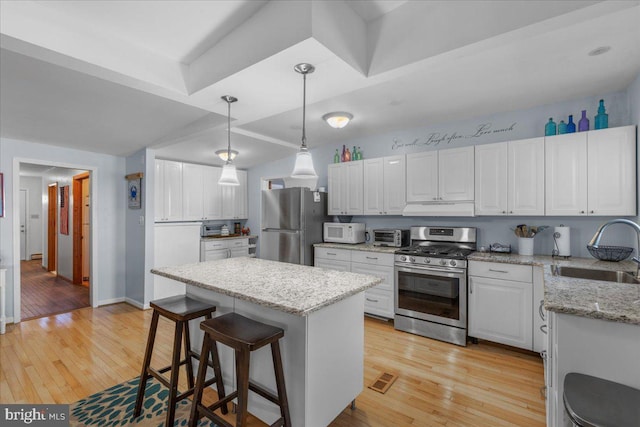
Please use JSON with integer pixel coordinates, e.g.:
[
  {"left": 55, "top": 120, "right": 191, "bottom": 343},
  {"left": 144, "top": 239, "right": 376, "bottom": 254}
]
[
  {"left": 290, "top": 63, "right": 318, "bottom": 178},
  {"left": 218, "top": 95, "right": 240, "bottom": 186}
]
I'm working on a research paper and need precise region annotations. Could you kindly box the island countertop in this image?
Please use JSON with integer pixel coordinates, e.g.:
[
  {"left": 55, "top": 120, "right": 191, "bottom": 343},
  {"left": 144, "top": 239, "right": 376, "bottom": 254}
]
[
  {"left": 151, "top": 257, "right": 382, "bottom": 316},
  {"left": 468, "top": 252, "right": 640, "bottom": 325}
]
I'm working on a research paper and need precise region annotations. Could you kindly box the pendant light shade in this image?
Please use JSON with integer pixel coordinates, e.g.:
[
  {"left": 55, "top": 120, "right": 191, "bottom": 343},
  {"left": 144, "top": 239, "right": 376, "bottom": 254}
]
[
  {"left": 291, "top": 63, "right": 318, "bottom": 178},
  {"left": 218, "top": 95, "right": 240, "bottom": 186}
]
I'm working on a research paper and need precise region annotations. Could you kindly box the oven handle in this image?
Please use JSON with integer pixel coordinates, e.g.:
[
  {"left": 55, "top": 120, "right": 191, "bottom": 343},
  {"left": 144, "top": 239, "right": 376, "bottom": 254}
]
[{"left": 395, "top": 265, "right": 466, "bottom": 275}]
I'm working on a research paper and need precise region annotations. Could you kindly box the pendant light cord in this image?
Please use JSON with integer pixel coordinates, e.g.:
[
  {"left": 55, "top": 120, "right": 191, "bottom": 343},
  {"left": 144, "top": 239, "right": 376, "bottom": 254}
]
[
  {"left": 226, "top": 99, "right": 232, "bottom": 163},
  {"left": 301, "top": 72, "right": 307, "bottom": 150}
]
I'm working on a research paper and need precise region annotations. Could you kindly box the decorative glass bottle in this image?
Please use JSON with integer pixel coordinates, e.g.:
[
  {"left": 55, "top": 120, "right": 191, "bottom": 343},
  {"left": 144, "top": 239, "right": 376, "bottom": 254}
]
[
  {"left": 545, "top": 118, "right": 557, "bottom": 136},
  {"left": 357, "top": 146, "right": 362, "bottom": 160},
  {"left": 566, "top": 115, "right": 576, "bottom": 133},
  {"left": 558, "top": 120, "right": 567, "bottom": 134},
  {"left": 345, "top": 147, "right": 351, "bottom": 162},
  {"left": 578, "top": 110, "right": 589, "bottom": 131},
  {"left": 333, "top": 149, "right": 340, "bottom": 163},
  {"left": 595, "top": 99, "right": 608, "bottom": 129},
  {"left": 352, "top": 146, "right": 358, "bottom": 161},
  {"left": 341, "top": 145, "right": 346, "bottom": 162}
]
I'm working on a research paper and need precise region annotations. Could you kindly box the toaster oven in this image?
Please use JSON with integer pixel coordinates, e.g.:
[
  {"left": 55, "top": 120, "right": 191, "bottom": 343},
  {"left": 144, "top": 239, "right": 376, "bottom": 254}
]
[{"left": 373, "top": 229, "right": 410, "bottom": 247}]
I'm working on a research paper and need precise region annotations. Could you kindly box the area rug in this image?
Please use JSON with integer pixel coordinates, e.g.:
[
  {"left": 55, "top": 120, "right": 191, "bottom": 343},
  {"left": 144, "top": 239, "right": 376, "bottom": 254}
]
[{"left": 69, "top": 376, "right": 218, "bottom": 426}]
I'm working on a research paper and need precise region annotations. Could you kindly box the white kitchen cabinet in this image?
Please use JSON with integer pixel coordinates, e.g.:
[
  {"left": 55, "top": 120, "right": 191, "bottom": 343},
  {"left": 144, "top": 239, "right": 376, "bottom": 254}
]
[
  {"left": 200, "top": 237, "right": 249, "bottom": 261},
  {"left": 475, "top": 138, "right": 544, "bottom": 216},
  {"left": 327, "top": 162, "right": 363, "bottom": 215},
  {"left": 363, "top": 155, "right": 406, "bottom": 215},
  {"left": 154, "top": 223, "right": 201, "bottom": 300},
  {"left": 182, "top": 164, "right": 223, "bottom": 221},
  {"left": 155, "top": 159, "right": 183, "bottom": 222},
  {"left": 406, "top": 146, "right": 474, "bottom": 202},
  {"left": 468, "top": 261, "right": 533, "bottom": 350},
  {"left": 546, "top": 126, "right": 636, "bottom": 216},
  {"left": 203, "top": 166, "right": 223, "bottom": 220},
  {"left": 221, "top": 169, "right": 248, "bottom": 219}
]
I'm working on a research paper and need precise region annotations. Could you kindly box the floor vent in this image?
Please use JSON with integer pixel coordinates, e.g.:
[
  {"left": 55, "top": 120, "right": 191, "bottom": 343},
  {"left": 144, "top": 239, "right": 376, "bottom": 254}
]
[{"left": 368, "top": 372, "right": 398, "bottom": 394}]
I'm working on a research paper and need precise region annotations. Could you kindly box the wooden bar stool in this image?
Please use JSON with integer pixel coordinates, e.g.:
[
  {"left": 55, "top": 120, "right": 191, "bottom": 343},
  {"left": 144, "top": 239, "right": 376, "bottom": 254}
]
[
  {"left": 189, "top": 312, "right": 291, "bottom": 427},
  {"left": 133, "top": 295, "right": 227, "bottom": 427}
]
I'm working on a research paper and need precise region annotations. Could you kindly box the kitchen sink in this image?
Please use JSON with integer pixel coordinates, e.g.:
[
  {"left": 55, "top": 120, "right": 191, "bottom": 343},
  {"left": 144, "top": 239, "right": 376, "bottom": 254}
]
[{"left": 550, "top": 265, "right": 640, "bottom": 284}]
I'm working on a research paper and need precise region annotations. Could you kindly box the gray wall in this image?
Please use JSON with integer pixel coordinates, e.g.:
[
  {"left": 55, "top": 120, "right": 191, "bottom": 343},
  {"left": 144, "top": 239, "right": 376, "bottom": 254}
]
[
  {"left": 247, "top": 83, "right": 640, "bottom": 259},
  {"left": 124, "top": 148, "right": 147, "bottom": 306}
]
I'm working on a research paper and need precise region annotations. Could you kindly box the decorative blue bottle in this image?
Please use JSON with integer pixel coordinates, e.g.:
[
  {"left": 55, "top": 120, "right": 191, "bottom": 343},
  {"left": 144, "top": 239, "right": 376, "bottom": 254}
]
[
  {"left": 558, "top": 120, "right": 567, "bottom": 134},
  {"left": 566, "top": 115, "right": 576, "bottom": 133},
  {"left": 545, "top": 118, "right": 557, "bottom": 136},
  {"left": 595, "top": 99, "right": 608, "bottom": 129}
]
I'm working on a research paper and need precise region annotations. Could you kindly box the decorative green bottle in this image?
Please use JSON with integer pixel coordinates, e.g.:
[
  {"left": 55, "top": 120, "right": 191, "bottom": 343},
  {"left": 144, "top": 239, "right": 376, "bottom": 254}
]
[
  {"left": 558, "top": 120, "right": 567, "bottom": 134},
  {"left": 333, "top": 149, "right": 340, "bottom": 163},
  {"left": 545, "top": 118, "right": 557, "bottom": 136},
  {"left": 356, "top": 146, "right": 362, "bottom": 160},
  {"left": 594, "top": 99, "right": 608, "bottom": 129}
]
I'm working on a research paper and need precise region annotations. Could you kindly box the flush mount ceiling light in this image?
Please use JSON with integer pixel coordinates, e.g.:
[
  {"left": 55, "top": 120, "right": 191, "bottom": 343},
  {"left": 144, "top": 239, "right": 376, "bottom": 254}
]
[
  {"left": 322, "top": 112, "right": 353, "bottom": 129},
  {"left": 588, "top": 46, "right": 611, "bottom": 56},
  {"left": 291, "top": 63, "right": 318, "bottom": 179},
  {"left": 215, "top": 149, "right": 238, "bottom": 161},
  {"left": 218, "top": 95, "right": 240, "bottom": 186}
]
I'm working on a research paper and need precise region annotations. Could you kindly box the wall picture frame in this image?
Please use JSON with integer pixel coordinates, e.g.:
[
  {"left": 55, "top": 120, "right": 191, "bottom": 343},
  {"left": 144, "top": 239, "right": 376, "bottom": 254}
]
[{"left": 126, "top": 172, "right": 143, "bottom": 209}]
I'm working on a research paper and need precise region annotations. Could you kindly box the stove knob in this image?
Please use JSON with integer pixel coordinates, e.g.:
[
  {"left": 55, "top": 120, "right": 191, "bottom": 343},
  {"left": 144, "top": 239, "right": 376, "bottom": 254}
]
[
  {"left": 439, "top": 259, "right": 447, "bottom": 266},
  {"left": 424, "top": 258, "right": 431, "bottom": 264},
  {"left": 450, "top": 260, "right": 457, "bottom": 267},
  {"left": 409, "top": 257, "right": 416, "bottom": 263},
  {"left": 400, "top": 256, "right": 407, "bottom": 262}
]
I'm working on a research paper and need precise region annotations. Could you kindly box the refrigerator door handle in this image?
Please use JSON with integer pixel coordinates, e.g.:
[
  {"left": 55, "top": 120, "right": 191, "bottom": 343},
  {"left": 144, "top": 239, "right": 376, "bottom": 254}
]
[{"left": 262, "top": 228, "right": 300, "bottom": 234}]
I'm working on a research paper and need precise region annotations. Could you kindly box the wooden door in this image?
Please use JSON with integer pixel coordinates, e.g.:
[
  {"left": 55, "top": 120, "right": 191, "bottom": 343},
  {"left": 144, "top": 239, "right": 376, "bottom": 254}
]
[{"left": 47, "top": 183, "right": 57, "bottom": 272}]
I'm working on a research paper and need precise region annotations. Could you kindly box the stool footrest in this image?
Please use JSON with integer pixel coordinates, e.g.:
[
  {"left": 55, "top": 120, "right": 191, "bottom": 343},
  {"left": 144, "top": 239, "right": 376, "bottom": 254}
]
[
  {"left": 249, "top": 381, "right": 280, "bottom": 406},
  {"left": 196, "top": 404, "right": 233, "bottom": 427},
  {"left": 269, "top": 418, "right": 285, "bottom": 427}
]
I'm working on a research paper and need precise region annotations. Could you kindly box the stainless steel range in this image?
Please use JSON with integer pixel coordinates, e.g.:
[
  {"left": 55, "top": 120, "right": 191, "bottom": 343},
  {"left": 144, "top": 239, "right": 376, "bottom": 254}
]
[{"left": 394, "top": 226, "right": 477, "bottom": 346}]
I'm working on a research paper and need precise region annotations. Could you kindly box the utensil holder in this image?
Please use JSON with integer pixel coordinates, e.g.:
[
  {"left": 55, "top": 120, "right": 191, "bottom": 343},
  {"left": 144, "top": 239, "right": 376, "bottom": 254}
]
[{"left": 518, "top": 237, "right": 534, "bottom": 256}]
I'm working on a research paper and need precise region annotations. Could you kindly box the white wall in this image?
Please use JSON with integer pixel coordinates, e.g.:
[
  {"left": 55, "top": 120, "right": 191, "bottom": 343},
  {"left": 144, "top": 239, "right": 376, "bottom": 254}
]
[
  {"left": 18, "top": 175, "right": 43, "bottom": 259},
  {"left": 0, "top": 138, "right": 126, "bottom": 321},
  {"left": 247, "top": 88, "right": 637, "bottom": 258}
]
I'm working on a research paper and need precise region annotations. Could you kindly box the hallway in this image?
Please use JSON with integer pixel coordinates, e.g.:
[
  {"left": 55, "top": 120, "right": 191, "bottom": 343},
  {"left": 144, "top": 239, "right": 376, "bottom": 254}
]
[{"left": 21, "top": 260, "right": 90, "bottom": 321}]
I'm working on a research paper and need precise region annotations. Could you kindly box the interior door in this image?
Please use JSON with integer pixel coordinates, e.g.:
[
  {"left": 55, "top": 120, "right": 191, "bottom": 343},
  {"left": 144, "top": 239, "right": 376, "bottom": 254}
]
[
  {"left": 82, "top": 178, "right": 90, "bottom": 281},
  {"left": 20, "top": 189, "right": 27, "bottom": 260},
  {"left": 47, "top": 183, "right": 57, "bottom": 272}
]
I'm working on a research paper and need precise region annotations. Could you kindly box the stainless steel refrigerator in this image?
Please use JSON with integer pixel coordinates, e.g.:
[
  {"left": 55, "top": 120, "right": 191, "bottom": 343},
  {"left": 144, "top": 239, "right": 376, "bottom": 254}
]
[{"left": 261, "top": 188, "right": 330, "bottom": 265}]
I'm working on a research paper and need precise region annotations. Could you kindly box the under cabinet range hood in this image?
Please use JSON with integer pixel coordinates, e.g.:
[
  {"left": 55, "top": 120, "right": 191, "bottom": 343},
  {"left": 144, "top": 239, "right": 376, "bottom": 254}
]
[{"left": 402, "top": 202, "right": 475, "bottom": 217}]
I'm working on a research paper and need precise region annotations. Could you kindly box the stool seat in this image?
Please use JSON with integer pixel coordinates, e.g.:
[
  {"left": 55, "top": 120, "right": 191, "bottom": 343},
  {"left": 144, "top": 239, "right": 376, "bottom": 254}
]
[
  {"left": 150, "top": 295, "right": 218, "bottom": 320},
  {"left": 564, "top": 373, "right": 640, "bottom": 427},
  {"left": 200, "top": 312, "right": 284, "bottom": 350}
]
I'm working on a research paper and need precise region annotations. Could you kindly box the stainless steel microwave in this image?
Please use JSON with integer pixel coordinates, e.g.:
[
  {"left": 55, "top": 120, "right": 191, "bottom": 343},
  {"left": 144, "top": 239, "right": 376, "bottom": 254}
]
[
  {"left": 373, "top": 229, "right": 410, "bottom": 247},
  {"left": 323, "top": 222, "right": 366, "bottom": 244}
]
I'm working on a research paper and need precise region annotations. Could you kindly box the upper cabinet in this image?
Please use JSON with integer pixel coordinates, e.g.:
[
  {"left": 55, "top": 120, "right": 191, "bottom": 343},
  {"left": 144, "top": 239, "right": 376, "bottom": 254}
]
[
  {"left": 363, "top": 155, "right": 406, "bottom": 215},
  {"left": 328, "top": 161, "right": 363, "bottom": 215},
  {"left": 221, "top": 169, "right": 248, "bottom": 220},
  {"left": 545, "top": 126, "right": 636, "bottom": 216},
  {"left": 475, "top": 138, "right": 544, "bottom": 216},
  {"left": 155, "top": 159, "right": 183, "bottom": 222},
  {"left": 407, "top": 146, "right": 474, "bottom": 202}
]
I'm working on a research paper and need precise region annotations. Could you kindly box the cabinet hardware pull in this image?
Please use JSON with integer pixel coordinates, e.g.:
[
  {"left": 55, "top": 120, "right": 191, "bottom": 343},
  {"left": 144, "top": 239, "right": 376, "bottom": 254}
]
[
  {"left": 366, "top": 298, "right": 379, "bottom": 303},
  {"left": 327, "top": 252, "right": 337, "bottom": 255},
  {"left": 433, "top": 197, "right": 438, "bottom": 200},
  {"left": 469, "top": 280, "right": 473, "bottom": 294},
  {"left": 379, "top": 212, "right": 383, "bottom": 214},
  {"left": 590, "top": 210, "right": 595, "bottom": 214},
  {"left": 539, "top": 299, "right": 545, "bottom": 321},
  {"left": 488, "top": 269, "right": 508, "bottom": 273},
  {"left": 509, "top": 211, "right": 513, "bottom": 213},
  {"left": 540, "top": 350, "right": 547, "bottom": 361},
  {"left": 540, "top": 386, "right": 547, "bottom": 399},
  {"left": 540, "top": 324, "right": 547, "bottom": 334},
  {"left": 580, "top": 210, "right": 585, "bottom": 214},
  {"left": 366, "top": 256, "right": 378, "bottom": 260},
  {"left": 502, "top": 211, "right": 506, "bottom": 214}
]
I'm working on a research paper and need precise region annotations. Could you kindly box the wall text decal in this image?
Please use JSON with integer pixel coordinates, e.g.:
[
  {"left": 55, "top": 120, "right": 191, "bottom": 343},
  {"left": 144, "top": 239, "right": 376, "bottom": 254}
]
[{"left": 391, "top": 122, "right": 517, "bottom": 150}]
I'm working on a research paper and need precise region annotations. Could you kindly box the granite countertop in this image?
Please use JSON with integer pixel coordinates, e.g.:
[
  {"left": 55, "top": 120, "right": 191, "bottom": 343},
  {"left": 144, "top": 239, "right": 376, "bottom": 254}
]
[
  {"left": 468, "top": 252, "right": 640, "bottom": 325},
  {"left": 314, "top": 242, "right": 402, "bottom": 254},
  {"left": 201, "top": 234, "right": 257, "bottom": 241},
  {"left": 151, "top": 258, "right": 382, "bottom": 316}
]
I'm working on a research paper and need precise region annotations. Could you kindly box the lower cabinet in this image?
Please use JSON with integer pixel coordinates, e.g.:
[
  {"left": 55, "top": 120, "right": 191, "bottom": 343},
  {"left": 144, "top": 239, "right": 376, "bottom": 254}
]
[
  {"left": 200, "top": 238, "right": 249, "bottom": 261},
  {"left": 468, "top": 260, "right": 543, "bottom": 351},
  {"left": 315, "top": 247, "right": 395, "bottom": 319}
]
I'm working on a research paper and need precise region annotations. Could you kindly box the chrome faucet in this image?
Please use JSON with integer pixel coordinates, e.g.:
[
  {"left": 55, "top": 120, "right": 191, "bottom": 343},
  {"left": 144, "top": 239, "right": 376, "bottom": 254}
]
[{"left": 589, "top": 218, "right": 640, "bottom": 278}]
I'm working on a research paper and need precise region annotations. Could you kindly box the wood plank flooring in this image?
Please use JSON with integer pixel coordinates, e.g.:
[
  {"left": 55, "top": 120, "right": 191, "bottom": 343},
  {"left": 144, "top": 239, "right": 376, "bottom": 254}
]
[
  {"left": 20, "top": 260, "right": 90, "bottom": 321},
  {"left": 0, "top": 304, "right": 545, "bottom": 426}
]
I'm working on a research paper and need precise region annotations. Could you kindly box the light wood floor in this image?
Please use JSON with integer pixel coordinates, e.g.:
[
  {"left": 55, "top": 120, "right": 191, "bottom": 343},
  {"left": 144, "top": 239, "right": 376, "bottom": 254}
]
[
  {"left": 20, "top": 260, "right": 90, "bottom": 321},
  {"left": 0, "top": 304, "right": 545, "bottom": 426}
]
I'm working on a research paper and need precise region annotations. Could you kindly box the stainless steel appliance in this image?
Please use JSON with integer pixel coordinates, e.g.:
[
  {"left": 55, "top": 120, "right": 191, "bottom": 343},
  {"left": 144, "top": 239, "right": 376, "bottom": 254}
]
[
  {"left": 373, "top": 229, "right": 410, "bottom": 247},
  {"left": 323, "top": 222, "right": 366, "bottom": 244},
  {"left": 394, "top": 226, "right": 477, "bottom": 346},
  {"left": 261, "top": 188, "right": 330, "bottom": 265}
]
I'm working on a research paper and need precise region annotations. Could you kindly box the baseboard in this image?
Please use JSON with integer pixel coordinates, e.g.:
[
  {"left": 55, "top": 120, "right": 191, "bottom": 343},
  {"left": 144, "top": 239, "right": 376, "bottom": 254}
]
[
  {"left": 124, "top": 297, "right": 150, "bottom": 310},
  {"left": 57, "top": 273, "right": 73, "bottom": 284},
  {"left": 98, "top": 297, "right": 125, "bottom": 306}
]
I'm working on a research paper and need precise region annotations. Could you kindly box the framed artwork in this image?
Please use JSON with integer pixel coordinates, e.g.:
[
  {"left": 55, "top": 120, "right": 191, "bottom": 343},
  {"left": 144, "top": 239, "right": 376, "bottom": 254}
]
[
  {"left": 0, "top": 173, "right": 4, "bottom": 217},
  {"left": 126, "top": 172, "right": 143, "bottom": 209}
]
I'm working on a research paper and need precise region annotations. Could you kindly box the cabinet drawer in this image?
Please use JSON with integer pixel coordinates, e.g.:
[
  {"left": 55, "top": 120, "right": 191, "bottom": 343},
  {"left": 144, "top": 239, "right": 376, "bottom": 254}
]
[
  {"left": 229, "top": 239, "right": 248, "bottom": 248},
  {"left": 469, "top": 261, "right": 532, "bottom": 283},
  {"left": 314, "top": 258, "right": 350, "bottom": 272},
  {"left": 351, "top": 262, "right": 394, "bottom": 292},
  {"left": 315, "top": 247, "right": 352, "bottom": 261},
  {"left": 364, "top": 288, "right": 394, "bottom": 318},
  {"left": 351, "top": 251, "right": 394, "bottom": 266},
  {"left": 202, "top": 240, "right": 228, "bottom": 250}
]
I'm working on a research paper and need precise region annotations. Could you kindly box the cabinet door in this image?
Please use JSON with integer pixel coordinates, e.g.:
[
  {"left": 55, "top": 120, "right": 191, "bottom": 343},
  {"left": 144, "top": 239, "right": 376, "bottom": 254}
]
[
  {"left": 508, "top": 137, "right": 545, "bottom": 216},
  {"left": 587, "top": 126, "right": 636, "bottom": 216},
  {"left": 439, "top": 146, "right": 474, "bottom": 201},
  {"left": 344, "top": 161, "right": 363, "bottom": 215},
  {"left": 234, "top": 170, "right": 248, "bottom": 219},
  {"left": 468, "top": 276, "right": 533, "bottom": 350},
  {"left": 383, "top": 155, "right": 406, "bottom": 215},
  {"left": 182, "top": 163, "right": 204, "bottom": 220},
  {"left": 163, "top": 160, "right": 184, "bottom": 221},
  {"left": 406, "top": 151, "right": 438, "bottom": 202},
  {"left": 314, "top": 258, "right": 350, "bottom": 271},
  {"left": 545, "top": 133, "right": 587, "bottom": 216},
  {"left": 154, "top": 160, "right": 165, "bottom": 221},
  {"left": 203, "top": 166, "right": 222, "bottom": 220},
  {"left": 475, "top": 142, "right": 507, "bottom": 215},
  {"left": 363, "top": 158, "right": 384, "bottom": 215},
  {"left": 327, "top": 164, "right": 343, "bottom": 215}
]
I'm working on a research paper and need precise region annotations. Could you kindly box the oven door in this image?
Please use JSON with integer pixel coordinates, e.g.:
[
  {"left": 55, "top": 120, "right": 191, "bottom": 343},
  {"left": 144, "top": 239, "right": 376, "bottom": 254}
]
[{"left": 395, "top": 264, "right": 467, "bottom": 328}]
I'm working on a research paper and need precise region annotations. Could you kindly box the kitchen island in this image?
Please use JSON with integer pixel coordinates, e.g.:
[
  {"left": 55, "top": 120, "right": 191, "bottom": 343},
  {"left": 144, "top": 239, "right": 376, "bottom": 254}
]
[{"left": 151, "top": 257, "right": 382, "bottom": 427}]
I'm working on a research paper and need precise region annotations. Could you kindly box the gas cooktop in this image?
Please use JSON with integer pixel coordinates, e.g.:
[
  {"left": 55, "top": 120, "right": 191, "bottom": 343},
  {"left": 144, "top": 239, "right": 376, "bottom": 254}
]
[{"left": 395, "top": 244, "right": 474, "bottom": 260}]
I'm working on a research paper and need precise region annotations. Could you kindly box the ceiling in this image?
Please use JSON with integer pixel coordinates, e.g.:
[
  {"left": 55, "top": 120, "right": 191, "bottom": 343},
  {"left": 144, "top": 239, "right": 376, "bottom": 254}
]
[{"left": 1, "top": 0, "right": 639, "bottom": 169}]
